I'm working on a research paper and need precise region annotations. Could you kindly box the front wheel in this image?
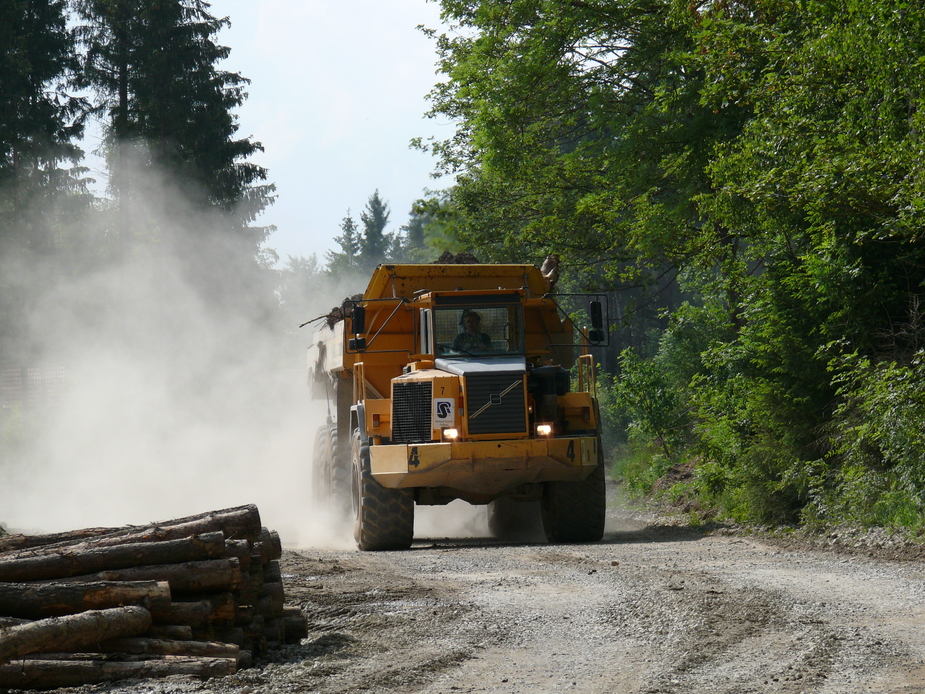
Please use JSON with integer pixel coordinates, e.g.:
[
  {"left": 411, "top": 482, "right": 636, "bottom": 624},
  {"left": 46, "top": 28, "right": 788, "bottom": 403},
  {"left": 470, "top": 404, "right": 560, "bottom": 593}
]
[
  {"left": 351, "top": 430, "right": 414, "bottom": 550},
  {"left": 541, "top": 459, "right": 606, "bottom": 543}
]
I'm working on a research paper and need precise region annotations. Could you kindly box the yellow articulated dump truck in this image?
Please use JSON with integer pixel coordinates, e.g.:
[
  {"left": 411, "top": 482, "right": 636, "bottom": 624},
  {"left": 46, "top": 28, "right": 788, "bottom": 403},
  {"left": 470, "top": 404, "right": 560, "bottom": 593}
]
[{"left": 307, "top": 263, "right": 607, "bottom": 550}]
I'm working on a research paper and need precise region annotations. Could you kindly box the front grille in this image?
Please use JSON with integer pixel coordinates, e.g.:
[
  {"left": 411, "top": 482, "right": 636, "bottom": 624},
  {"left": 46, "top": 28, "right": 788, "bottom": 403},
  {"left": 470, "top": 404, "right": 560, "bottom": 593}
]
[
  {"left": 392, "top": 381, "right": 433, "bottom": 443},
  {"left": 466, "top": 372, "right": 526, "bottom": 435}
]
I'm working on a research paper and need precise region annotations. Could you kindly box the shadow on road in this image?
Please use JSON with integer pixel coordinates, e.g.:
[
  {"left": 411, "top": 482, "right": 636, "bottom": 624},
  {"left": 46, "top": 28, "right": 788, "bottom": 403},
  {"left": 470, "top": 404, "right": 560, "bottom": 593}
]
[
  {"left": 601, "top": 522, "right": 725, "bottom": 545},
  {"left": 410, "top": 522, "right": 726, "bottom": 550}
]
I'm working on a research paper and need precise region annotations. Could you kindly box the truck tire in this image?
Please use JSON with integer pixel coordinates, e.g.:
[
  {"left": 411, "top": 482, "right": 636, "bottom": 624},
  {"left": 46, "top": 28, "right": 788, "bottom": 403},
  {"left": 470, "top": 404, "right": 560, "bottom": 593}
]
[
  {"left": 487, "top": 497, "right": 544, "bottom": 542},
  {"left": 541, "top": 457, "right": 606, "bottom": 543},
  {"left": 351, "top": 430, "right": 414, "bottom": 550},
  {"left": 328, "top": 420, "right": 352, "bottom": 515},
  {"left": 311, "top": 422, "right": 333, "bottom": 503},
  {"left": 312, "top": 419, "right": 351, "bottom": 518}
]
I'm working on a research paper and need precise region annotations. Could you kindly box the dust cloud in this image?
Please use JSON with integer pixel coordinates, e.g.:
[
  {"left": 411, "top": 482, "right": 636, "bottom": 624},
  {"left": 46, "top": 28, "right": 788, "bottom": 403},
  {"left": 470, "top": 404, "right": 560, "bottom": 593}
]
[
  {"left": 0, "top": 155, "right": 514, "bottom": 549},
  {"left": 0, "top": 156, "right": 359, "bottom": 549}
]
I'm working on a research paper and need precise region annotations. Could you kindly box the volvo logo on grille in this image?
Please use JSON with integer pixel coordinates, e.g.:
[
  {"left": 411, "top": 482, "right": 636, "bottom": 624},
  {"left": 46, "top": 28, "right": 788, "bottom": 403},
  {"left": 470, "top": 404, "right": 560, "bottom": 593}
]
[{"left": 470, "top": 379, "right": 522, "bottom": 420}]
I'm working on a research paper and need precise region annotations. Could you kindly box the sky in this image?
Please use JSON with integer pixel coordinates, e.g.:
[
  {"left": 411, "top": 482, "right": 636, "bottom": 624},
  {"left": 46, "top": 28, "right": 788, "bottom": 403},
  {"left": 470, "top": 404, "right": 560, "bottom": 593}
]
[{"left": 218, "top": 1, "right": 454, "bottom": 265}]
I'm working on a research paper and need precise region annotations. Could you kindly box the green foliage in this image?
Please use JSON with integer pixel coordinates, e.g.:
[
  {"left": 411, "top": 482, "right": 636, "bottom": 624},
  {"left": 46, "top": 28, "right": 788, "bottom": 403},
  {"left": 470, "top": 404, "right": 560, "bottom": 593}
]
[
  {"left": 801, "top": 352, "right": 925, "bottom": 529},
  {"left": 427, "top": 0, "right": 925, "bottom": 528},
  {"left": 74, "top": 0, "right": 274, "bottom": 236},
  {"left": 359, "top": 190, "right": 391, "bottom": 270},
  {"left": 326, "top": 213, "right": 362, "bottom": 273}
]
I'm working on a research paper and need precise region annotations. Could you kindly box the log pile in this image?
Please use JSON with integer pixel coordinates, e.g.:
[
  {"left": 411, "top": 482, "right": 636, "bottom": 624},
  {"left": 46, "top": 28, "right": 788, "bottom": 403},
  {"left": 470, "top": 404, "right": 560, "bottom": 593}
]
[{"left": 0, "top": 505, "right": 307, "bottom": 689}]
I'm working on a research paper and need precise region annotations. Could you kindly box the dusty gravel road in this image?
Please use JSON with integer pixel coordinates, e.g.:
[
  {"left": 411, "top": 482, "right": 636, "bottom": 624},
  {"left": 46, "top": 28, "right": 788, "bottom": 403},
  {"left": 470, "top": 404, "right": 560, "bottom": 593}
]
[{"left": 22, "top": 482, "right": 925, "bottom": 694}]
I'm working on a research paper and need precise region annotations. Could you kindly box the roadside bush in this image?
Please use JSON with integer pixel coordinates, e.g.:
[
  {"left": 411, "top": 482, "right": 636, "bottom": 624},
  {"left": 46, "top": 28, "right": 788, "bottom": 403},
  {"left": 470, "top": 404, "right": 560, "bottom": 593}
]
[{"left": 804, "top": 352, "right": 925, "bottom": 530}]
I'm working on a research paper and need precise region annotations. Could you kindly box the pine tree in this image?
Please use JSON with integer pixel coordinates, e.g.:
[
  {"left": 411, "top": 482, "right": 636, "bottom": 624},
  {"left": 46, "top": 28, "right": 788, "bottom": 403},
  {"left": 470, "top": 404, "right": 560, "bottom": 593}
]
[
  {"left": 399, "top": 200, "right": 432, "bottom": 261},
  {"left": 0, "top": 0, "right": 91, "bottom": 362},
  {"left": 359, "top": 190, "right": 390, "bottom": 270},
  {"left": 74, "top": 0, "right": 274, "bottom": 241},
  {"left": 0, "top": 0, "right": 87, "bottom": 249},
  {"left": 326, "top": 212, "right": 361, "bottom": 273}
]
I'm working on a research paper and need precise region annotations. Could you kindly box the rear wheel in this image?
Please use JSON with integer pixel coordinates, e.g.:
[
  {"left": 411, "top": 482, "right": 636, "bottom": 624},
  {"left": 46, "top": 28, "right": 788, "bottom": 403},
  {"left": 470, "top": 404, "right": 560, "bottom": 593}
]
[
  {"left": 312, "top": 418, "right": 351, "bottom": 519},
  {"left": 351, "top": 430, "right": 414, "bottom": 550},
  {"left": 541, "top": 443, "right": 606, "bottom": 543},
  {"left": 311, "top": 421, "right": 333, "bottom": 503}
]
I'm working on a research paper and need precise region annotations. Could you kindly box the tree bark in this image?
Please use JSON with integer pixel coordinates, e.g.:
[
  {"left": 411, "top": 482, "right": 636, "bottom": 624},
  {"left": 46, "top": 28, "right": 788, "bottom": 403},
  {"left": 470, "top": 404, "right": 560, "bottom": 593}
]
[
  {"left": 97, "top": 637, "right": 239, "bottom": 659},
  {"left": 0, "top": 528, "right": 117, "bottom": 555},
  {"left": 146, "top": 624, "right": 192, "bottom": 641},
  {"left": 41, "top": 558, "right": 242, "bottom": 594},
  {"left": 224, "top": 539, "right": 251, "bottom": 570},
  {"left": 151, "top": 601, "right": 211, "bottom": 627},
  {"left": 0, "top": 581, "right": 170, "bottom": 619},
  {"left": 0, "top": 617, "right": 30, "bottom": 628},
  {"left": 254, "top": 529, "right": 282, "bottom": 563},
  {"left": 263, "top": 560, "right": 281, "bottom": 583},
  {"left": 0, "top": 606, "right": 151, "bottom": 666},
  {"left": 3, "top": 506, "right": 261, "bottom": 557},
  {"left": 0, "top": 532, "right": 226, "bottom": 581},
  {"left": 0, "top": 655, "right": 236, "bottom": 688},
  {"left": 282, "top": 607, "right": 307, "bottom": 643},
  {"left": 257, "top": 582, "right": 285, "bottom": 616}
]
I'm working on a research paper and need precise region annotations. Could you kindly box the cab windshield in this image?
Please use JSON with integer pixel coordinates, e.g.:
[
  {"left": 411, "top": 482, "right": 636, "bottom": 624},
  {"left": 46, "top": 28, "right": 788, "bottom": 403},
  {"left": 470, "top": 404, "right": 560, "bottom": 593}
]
[{"left": 433, "top": 304, "right": 523, "bottom": 357}]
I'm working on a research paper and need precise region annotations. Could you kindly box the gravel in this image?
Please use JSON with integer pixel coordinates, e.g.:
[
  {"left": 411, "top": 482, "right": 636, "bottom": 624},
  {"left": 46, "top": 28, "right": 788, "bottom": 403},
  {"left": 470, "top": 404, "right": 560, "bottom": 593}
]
[{"left": 7, "top": 481, "right": 925, "bottom": 694}]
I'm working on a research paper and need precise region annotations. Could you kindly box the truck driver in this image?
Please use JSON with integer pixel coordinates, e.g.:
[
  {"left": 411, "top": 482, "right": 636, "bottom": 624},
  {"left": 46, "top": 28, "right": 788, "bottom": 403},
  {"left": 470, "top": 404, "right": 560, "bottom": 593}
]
[{"left": 452, "top": 309, "right": 492, "bottom": 352}]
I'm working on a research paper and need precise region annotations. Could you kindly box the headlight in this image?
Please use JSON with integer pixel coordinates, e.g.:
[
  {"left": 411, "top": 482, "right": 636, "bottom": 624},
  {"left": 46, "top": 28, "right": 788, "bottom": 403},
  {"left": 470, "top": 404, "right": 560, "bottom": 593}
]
[
  {"left": 536, "top": 424, "right": 553, "bottom": 436},
  {"left": 443, "top": 428, "right": 459, "bottom": 440}
]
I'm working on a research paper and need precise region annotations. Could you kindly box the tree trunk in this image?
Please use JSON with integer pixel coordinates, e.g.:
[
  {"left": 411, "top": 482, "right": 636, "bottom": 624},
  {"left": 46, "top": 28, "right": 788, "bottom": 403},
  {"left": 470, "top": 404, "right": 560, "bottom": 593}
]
[
  {"left": 0, "top": 581, "right": 170, "bottom": 619},
  {"left": 224, "top": 539, "right": 252, "bottom": 570},
  {"left": 0, "top": 606, "right": 151, "bottom": 666},
  {"left": 97, "top": 637, "right": 239, "bottom": 659},
  {"left": 0, "top": 532, "right": 226, "bottom": 581},
  {"left": 0, "top": 528, "right": 117, "bottom": 555},
  {"left": 0, "top": 655, "right": 236, "bottom": 688},
  {"left": 263, "top": 560, "right": 281, "bottom": 583},
  {"left": 7, "top": 507, "right": 259, "bottom": 558},
  {"left": 257, "top": 582, "right": 284, "bottom": 616},
  {"left": 254, "top": 529, "right": 282, "bottom": 563},
  {"left": 41, "top": 558, "right": 242, "bottom": 595},
  {"left": 282, "top": 607, "right": 307, "bottom": 643},
  {"left": 146, "top": 624, "right": 192, "bottom": 641}
]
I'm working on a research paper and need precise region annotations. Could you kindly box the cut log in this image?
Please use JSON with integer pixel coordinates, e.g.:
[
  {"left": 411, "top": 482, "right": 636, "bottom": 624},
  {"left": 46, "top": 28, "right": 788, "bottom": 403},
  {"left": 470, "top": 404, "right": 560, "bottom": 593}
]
[
  {"left": 264, "top": 560, "right": 282, "bottom": 583},
  {"left": 237, "top": 649, "right": 253, "bottom": 669},
  {"left": 264, "top": 617, "right": 284, "bottom": 644},
  {"left": 282, "top": 607, "right": 307, "bottom": 643},
  {"left": 41, "top": 558, "right": 242, "bottom": 594},
  {"left": 205, "top": 626, "right": 246, "bottom": 648},
  {"left": 0, "top": 606, "right": 151, "bottom": 666},
  {"left": 0, "top": 617, "right": 30, "bottom": 628},
  {"left": 257, "top": 582, "right": 285, "bottom": 616},
  {"left": 146, "top": 624, "right": 192, "bottom": 641},
  {"left": 0, "top": 655, "right": 236, "bottom": 688},
  {"left": 254, "top": 529, "right": 282, "bottom": 563},
  {"left": 152, "top": 600, "right": 212, "bottom": 627},
  {"left": 0, "top": 532, "right": 226, "bottom": 581},
  {"left": 152, "top": 593, "right": 235, "bottom": 627},
  {"left": 0, "top": 581, "right": 170, "bottom": 619},
  {"left": 0, "top": 528, "right": 117, "bottom": 554},
  {"left": 1, "top": 506, "right": 261, "bottom": 557},
  {"left": 97, "top": 637, "right": 240, "bottom": 659},
  {"left": 224, "top": 539, "right": 251, "bottom": 570}
]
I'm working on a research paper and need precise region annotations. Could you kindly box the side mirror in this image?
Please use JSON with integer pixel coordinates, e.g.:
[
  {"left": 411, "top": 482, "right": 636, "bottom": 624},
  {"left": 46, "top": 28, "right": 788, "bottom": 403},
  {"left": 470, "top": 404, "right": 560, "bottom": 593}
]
[
  {"left": 589, "top": 300, "right": 605, "bottom": 344},
  {"left": 352, "top": 304, "right": 366, "bottom": 334}
]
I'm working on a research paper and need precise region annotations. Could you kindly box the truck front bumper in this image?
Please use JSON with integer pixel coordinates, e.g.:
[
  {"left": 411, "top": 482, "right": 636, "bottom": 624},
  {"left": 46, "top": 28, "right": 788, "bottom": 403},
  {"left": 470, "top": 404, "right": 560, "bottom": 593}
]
[{"left": 368, "top": 436, "right": 598, "bottom": 495}]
